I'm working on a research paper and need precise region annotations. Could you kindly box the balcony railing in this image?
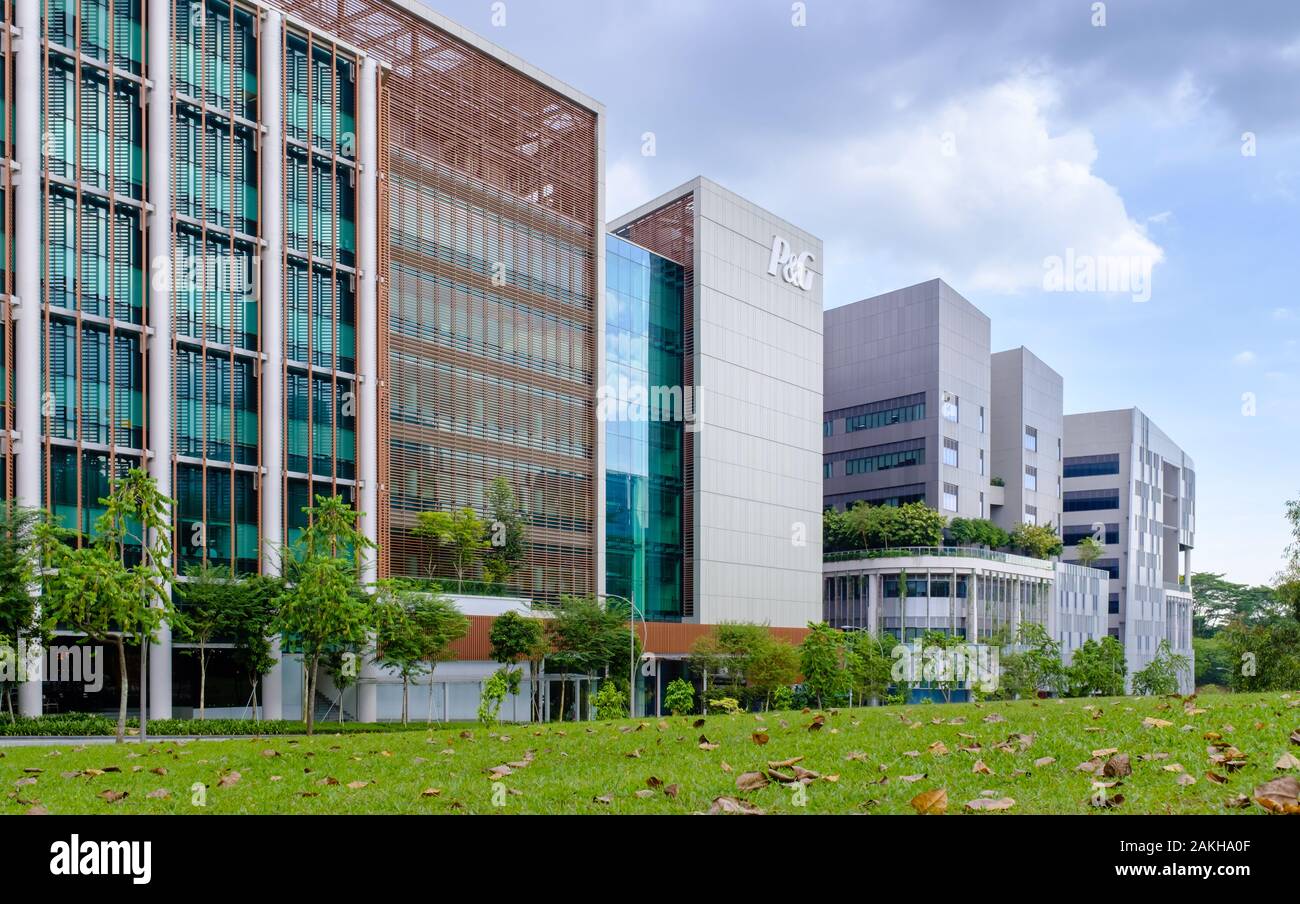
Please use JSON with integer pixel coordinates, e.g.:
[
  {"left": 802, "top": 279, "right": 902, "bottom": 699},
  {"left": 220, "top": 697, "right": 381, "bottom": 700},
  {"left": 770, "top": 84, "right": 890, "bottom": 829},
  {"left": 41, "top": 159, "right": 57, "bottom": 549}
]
[{"left": 824, "top": 546, "right": 1055, "bottom": 570}]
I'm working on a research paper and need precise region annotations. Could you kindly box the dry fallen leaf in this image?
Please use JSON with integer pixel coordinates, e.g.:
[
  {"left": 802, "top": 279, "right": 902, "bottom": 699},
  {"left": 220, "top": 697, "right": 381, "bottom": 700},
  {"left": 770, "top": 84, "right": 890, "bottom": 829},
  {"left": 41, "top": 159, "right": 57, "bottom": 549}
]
[
  {"left": 664, "top": 784, "right": 680, "bottom": 799},
  {"left": 421, "top": 788, "right": 442, "bottom": 797},
  {"left": 736, "top": 772, "right": 770, "bottom": 792},
  {"left": 706, "top": 796, "right": 763, "bottom": 815},
  {"left": 909, "top": 788, "right": 948, "bottom": 815},
  {"left": 1142, "top": 717, "right": 1174, "bottom": 729},
  {"left": 98, "top": 790, "right": 128, "bottom": 803},
  {"left": 1103, "top": 754, "right": 1132, "bottom": 778},
  {"left": 1252, "top": 776, "right": 1300, "bottom": 814},
  {"left": 1176, "top": 773, "right": 1197, "bottom": 787},
  {"left": 972, "top": 760, "right": 993, "bottom": 775},
  {"left": 146, "top": 788, "right": 170, "bottom": 799},
  {"left": 217, "top": 772, "right": 241, "bottom": 788},
  {"left": 964, "top": 796, "right": 1015, "bottom": 811},
  {"left": 751, "top": 732, "right": 769, "bottom": 746},
  {"left": 1033, "top": 757, "right": 1056, "bottom": 768},
  {"left": 1276, "top": 753, "right": 1300, "bottom": 771},
  {"left": 634, "top": 789, "right": 655, "bottom": 799},
  {"left": 901, "top": 773, "right": 927, "bottom": 783}
]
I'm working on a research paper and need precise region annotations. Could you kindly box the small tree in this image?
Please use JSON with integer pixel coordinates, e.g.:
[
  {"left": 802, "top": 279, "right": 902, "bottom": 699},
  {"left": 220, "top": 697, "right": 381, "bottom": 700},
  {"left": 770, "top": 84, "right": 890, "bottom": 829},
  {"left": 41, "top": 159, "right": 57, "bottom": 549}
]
[
  {"left": 375, "top": 585, "right": 468, "bottom": 724},
  {"left": 173, "top": 563, "right": 244, "bottom": 720},
  {"left": 414, "top": 508, "right": 488, "bottom": 590},
  {"left": 1131, "top": 639, "right": 1190, "bottom": 696},
  {"left": 592, "top": 680, "right": 627, "bottom": 720},
  {"left": 1010, "top": 522, "right": 1064, "bottom": 559},
  {"left": 846, "top": 631, "right": 899, "bottom": 704},
  {"left": 227, "top": 574, "right": 281, "bottom": 723},
  {"left": 1075, "top": 536, "right": 1104, "bottom": 568},
  {"left": 544, "top": 596, "right": 634, "bottom": 721},
  {"left": 277, "top": 495, "right": 374, "bottom": 736},
  {"left": 478, "top": 667, "right": 513, "bottom": 725},
  {"left": 799, "top": 622, "right": 850, "bottom": 708},
  {"left": 663, "top": 677, "right": 695, "bottom": 716},
  {"left": 35, "top": 469, "right": 174, "bottom": 742},
  {"left": 488, "top": 609, "right": 548, "bottom": 720},
  {"left": 1067, "top": 636, "right": 1127, "bottom": 697},
  {"left": 483, "top": 477, "right": 526, "bottom": 587}
]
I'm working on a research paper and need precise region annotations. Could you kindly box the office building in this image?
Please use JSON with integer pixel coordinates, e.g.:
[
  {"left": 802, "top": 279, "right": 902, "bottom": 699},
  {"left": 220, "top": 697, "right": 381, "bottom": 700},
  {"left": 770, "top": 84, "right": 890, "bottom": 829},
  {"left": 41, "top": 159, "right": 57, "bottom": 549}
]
[
  {"left": 610, "top": 177, "right": 824, "bottom": 631},
  {"left": 823, "top": 278, "right": 990, "bottom": 519},
  {"left": 8, "top": 0, "right": 604, "bottom": 718},
  {"left": 1062, "top": 408, "right": 1196, "bottom": 690},
  {"left": 990, "top": 347, "right": 1063, "bottom": 531}
]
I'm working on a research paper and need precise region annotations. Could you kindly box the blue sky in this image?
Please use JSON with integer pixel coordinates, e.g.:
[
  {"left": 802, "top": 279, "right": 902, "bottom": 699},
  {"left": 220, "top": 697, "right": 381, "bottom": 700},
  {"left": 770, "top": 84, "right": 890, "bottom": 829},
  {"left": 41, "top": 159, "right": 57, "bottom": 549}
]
[{"left": 419, "top": 0, "right": 1300, "bottom": 584}]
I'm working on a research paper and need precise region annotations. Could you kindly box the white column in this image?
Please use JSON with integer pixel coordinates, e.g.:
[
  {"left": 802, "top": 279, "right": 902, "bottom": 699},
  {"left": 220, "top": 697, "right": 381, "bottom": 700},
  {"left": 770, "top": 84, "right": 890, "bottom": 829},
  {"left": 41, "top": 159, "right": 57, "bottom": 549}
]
[
  {"left": 355, "top": 56, "right": 381, "bottom": 724},
  {"left": 145, "top": 0, "right": 174, "bottom": 720},
  {"left": 14, "top": 0, "right": 43, "bottom": 718},
  {"left": 259, "top": 8, "right": 285, "bottom": 720}
]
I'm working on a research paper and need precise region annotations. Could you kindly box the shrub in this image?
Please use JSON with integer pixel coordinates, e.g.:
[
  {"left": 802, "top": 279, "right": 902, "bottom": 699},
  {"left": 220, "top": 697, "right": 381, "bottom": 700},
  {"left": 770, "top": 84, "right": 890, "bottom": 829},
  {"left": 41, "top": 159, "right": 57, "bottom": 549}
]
[
  {"left": 593, "top": 681, "right": 628, "bottom": 720},
  {"left": 663, "top": 678, "right": 695, "bottom": 716},
  {"left": 706, "top": 696, "right": 741, "bottom": 714}
]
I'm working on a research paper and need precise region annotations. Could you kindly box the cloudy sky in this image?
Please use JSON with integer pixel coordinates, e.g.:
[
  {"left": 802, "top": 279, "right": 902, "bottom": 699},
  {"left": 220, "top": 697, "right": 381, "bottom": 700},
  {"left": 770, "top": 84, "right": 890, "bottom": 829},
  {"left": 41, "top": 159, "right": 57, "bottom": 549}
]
[{"left": 420, "top": 0, "right": 1300, "bottom": 584}]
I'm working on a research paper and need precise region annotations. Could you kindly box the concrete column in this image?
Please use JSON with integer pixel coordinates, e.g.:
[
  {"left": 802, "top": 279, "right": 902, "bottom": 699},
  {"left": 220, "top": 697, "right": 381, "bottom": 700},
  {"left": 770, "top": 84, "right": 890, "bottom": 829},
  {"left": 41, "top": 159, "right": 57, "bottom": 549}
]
[
  {"left": 14, "top": 0, "right": 43, "bottom": 717},
  {"left": 353, "top": 55, "right": 381, "bottom": 725},
  {"left": 259, "top": 8, "right": 285, "bottom": 720},
  {"left": 357, "top": 56, "right": 379, "bottom": 578},
  {"left": 146, "top": 0, "right": 174, "bottom": 720}
]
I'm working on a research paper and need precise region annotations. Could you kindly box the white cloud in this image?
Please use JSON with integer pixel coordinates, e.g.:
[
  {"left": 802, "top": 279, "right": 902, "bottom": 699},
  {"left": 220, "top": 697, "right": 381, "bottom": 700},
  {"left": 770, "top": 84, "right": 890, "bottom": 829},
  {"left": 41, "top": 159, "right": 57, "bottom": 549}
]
[
  {"left": 758, "top": 76, "right": 1164, "bottom": 299},
  {"left": 1273, "top": 306, "right": 1296, "bottom": 320},
  {"left": 1233, "top": 350, "right": 1258, "bottom": 366}
]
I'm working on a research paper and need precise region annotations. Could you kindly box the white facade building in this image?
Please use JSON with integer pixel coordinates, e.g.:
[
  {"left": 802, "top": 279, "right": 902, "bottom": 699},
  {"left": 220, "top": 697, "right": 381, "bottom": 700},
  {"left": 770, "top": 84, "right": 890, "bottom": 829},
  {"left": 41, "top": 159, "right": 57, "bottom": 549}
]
[{"left": 611, "top": 177, "right": 824, "bottom": 629}]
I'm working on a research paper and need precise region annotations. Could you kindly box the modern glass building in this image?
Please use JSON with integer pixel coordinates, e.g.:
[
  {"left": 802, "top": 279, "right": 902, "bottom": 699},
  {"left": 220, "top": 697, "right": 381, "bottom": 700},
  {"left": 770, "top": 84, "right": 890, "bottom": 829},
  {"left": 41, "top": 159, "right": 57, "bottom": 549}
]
[
  {"left": 10, "top": 0, "right": 604, "bottom": 719},
  {"left": 604, "top": 234, "right": 684, "bottom": 622}
]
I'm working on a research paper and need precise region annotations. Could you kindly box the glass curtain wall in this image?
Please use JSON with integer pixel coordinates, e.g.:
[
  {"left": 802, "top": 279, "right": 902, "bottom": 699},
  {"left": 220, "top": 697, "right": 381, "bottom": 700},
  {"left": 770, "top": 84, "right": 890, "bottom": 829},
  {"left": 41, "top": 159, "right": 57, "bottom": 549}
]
[
  {"left": 41, "top": 0, "right": 147, "bottom": 539},
  {"left": 171, "top": 0, "right": 260, "bottom": 573},
  {"left": 282, "top": 26, "right": 358, "bottom": 547},
  {"left": 604, "top": 235, "right": 684, "bottom": 621}
]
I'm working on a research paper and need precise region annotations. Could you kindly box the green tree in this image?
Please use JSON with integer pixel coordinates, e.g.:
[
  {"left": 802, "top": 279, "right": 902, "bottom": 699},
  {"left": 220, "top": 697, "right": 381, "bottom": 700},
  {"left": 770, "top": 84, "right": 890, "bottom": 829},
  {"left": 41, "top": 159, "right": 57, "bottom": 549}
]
[
  {"left": 689, "top": 622, "right": 794, "bottom": 709},
  {"left": 893, "top": 502, "right": 947, "bottom": 546},
  {"left": 822, "top": 507, "right": 854, "bottom": 553},
  {"left": 949, "top": 517, "right": 1010, "bottom": 550},
  {"left": 35, "top": 469, "right": 174, "bottom": 742},
  {"left": 488, "top": 609, "right": 548, "bottom": 721},
  {"left": 592, "top": 680, "right": 627, "bottom": 720},
  {"left": 842, "top": 502, "right": 893, "bottom": 550},
  {"left": 277, "top": 495, "right": 375, "bottom": 736},
  {"left": 1191, "top": 572, "right": 1287, "bottom": 636},
  {"left": 995, "top": 622, "right": 1068, "bottom": 699},
  {"left": 478, "top": 668, "right": 513, "bottom": 725},
  {"left": 483, "top": 477, "right": 527, "bottom": 587},
  {"left": 1192, "top": 635, "right": 1231, "bottom": 688},
  {"left": 375, "top": 586, "right": 468, "bottom": 724},
  {"left": 799, "top": 622, "right": 850, "bottom": 707},
  {"left": 173, "top": 563, "right": 243, "bottom": 720},
  {"left": 1220, "top": 618, "right": 1300, "bottom": 691},
  {"left": 544, "top": 596, "right": 636, "bottom": 721},
  {"left": 1066, "top": 636, "right": 1127, "bottom": 697},
  {"left": 227, "top": 574, "right": 282, "bottom": 722},
  {"left": 1074, "top": 535, "right": 1104, "bottom": 568},
  {"left": 1131, "top": 639, "right": 1191, "bottom": 696},
  {"left": 1010, "top": 522, "right": 1064, "bottom": 559},
  {"left": 0, "top": 505, "right": 45, "bottom": 721},
  {"left": 414, "top": 508, "right": 488, "bottom": 590},
  {"left": 663, "top": 677, "right": 695, "bottom": 716},
  {"left": 846, "top": 630, "right": 899, "bottom": 704}
]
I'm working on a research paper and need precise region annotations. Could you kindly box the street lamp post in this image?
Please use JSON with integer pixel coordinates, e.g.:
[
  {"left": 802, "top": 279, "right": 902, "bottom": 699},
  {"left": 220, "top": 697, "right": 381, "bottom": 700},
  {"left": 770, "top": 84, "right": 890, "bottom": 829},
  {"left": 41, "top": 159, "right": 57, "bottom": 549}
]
[{"left": 598, "top": 593, "right": 645, "bottom": 718}]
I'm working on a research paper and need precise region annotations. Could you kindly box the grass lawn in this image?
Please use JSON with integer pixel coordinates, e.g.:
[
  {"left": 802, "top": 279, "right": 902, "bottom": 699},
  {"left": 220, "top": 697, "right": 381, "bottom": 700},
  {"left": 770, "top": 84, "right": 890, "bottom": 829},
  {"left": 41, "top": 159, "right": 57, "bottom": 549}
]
[{"left": 3, "top": 692, "right": 1298, "bottom": 815}]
